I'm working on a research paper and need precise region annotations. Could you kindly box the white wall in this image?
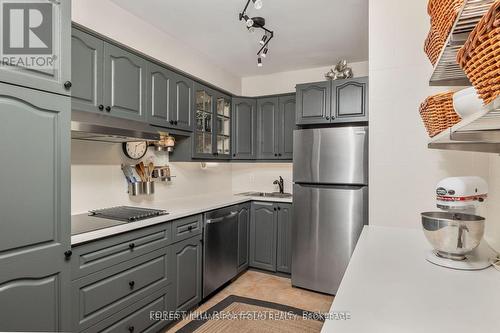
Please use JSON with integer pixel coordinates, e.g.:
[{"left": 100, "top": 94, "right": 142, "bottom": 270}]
[
  {"left": 71, "top": 0, "right": 241, "bottom": 95},
  {"left": 241, "top": 61, "right": 369, "bottom": 96},
  {"left": 71, "top": 141, "right": 233, "bottom": 214},
  {"left": 368, "top": 0, "right": 494, "bottom": 245}
]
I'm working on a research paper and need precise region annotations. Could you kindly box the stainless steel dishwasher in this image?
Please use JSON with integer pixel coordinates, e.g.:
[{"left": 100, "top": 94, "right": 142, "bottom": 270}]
[{"left": 203, "top": 205, "right": 239, "bottom": 299}]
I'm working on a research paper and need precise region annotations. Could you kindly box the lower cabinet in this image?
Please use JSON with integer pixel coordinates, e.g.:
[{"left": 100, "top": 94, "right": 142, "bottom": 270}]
[
  {"left": 70, "top": 215, "right": 203, "bottom": 332},
  {"left": 172, "top": 235, "right": 203, "bottom": 311},
  {"left": 237, "top": 203, "right": 250, "bottom": 272},
  {"left": 249, "top": 202, "right": 293, "bottom": 274}
]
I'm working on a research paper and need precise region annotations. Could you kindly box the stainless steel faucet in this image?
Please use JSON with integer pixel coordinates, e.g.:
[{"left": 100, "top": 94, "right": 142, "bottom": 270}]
[{"left": 273, "top": 176, "right": 284, "bottom": 194}]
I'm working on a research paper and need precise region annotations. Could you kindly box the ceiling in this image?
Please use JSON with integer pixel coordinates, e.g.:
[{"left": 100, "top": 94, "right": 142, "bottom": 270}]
[{"left": 110, "top": 0, "right": 368, "bottom": 77}]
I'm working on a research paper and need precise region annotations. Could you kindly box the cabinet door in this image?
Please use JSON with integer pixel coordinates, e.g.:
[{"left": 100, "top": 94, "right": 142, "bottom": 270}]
[
  {"left": 0, "top": 0, "right": 71, "bottom": 96},
  {"left": 237, "top": 204, "right": 250, "bottom": 272},
  {"left": 332, "top": 77, "right": 368, "bottom": 123},
  {"left": 257, "top": 97, "right": 279, "bottom": 159},
  {"left": 214, "top": 92, "right": 232, "bottom": 159},
  {"left": 103, "top": 43, "right": 147, "bottom": 121},
  {"left": 249, "top": 202, "right": 277, "bottom": 272},
  {"left": 295, "top": 81, "right": 331, "bottom": 125},
  {"left": 278, "top": 95, "right": 296, "bottom": 160},
  {"left": 276, "top": 204, "right": 293, "bottom": 274},
  {"left": 0, "top": 83, "right": 71, "bottom": 331},
  {"left": 232, "top": 97, "right": 257, "bottom": 159},
  {"left": 147, "top": 63, "right": 174, "bottom": 127},
  {"left": 71, "top": 29, "right": 104, "bottom": 114},
  {"left": 171, "top": 74, "right": 194, "bottom": 131},
  {"left": 173, "top": 236, "right": 202, "bottom": 311},
  {"left": 193, "top": 83, "right": 216, "bottom": 159}
]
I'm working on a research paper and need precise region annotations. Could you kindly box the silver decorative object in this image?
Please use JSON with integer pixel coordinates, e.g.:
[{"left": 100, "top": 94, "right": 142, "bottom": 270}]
[{"left": 325, "top": 60, "right": 353, "bottom": 81}]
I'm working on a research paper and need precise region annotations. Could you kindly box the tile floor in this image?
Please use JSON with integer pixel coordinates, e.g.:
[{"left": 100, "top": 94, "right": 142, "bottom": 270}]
[{"left": 164, "top": 270, "right": 334, "bottom": 332}]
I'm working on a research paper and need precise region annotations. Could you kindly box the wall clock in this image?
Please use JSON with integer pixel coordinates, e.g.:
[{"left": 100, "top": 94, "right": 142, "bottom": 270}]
[{"left": 122, "top": 142, "right": 148, "bottom": 160}]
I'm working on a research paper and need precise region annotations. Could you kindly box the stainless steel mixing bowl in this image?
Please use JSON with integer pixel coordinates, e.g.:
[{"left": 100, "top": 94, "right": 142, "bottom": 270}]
[{"left": 421, "top": 212, "right": 485, "bottom": 260}]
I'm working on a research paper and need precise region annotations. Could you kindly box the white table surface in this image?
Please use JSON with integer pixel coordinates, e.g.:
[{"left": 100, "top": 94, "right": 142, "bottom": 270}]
[
  {"left": 321, "top": 225, "right": 500, "bottom": 333},
  {"left": 71, "top": 193, "right": 292, "bottom": 245}
]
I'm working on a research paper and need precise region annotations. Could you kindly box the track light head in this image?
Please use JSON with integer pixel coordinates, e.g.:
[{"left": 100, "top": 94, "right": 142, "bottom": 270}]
[
  {"left": 261, "top": 47, "right": 268, "bottom": 58},
  {"left": 257, "top": 57, "right": 263, "bottom": 67},
  {"left": 252, "top": 0, "right": 263, "bottom": 10},
  {"left": 259, "top": 34, "right": 268, "bottom": 45}
]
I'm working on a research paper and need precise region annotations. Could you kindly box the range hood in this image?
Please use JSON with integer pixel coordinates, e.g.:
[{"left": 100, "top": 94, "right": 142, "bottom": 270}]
[{"left": 71, "top": 110, "right": 161, "bottom": 143}]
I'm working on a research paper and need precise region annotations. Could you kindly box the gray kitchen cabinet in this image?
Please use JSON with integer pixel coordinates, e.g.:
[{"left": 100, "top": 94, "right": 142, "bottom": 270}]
[
  {"left": 171, "top": 73, "right": 194, "bottom": 131},
  {"left": 81, "top": 285, "right": 175, "bottom": 333},
  {"left": 71, "top": 248, "right": 171, "bottom": 332},
  {"left": 171, "top": 214, "right": 202, "bottom": 243},
  {"left": 71, "top": 29, "right": 105, "bottom": 114},
  {"left": 296, "top": 78, "right": 369, "bottom": 125},
  {"left": 147, "top": 65, "right": 194, "bottom": 132},
  {"left": 147, "top": 62, "right": 175, "bottom": 127},
  {"left": 276, "top": 203, "right": 293, "bottom": 274},
  {"left": 237, "top": 203, "right": 251, "bottom": 272},
  {"left": 278, "top": 95, "right": 296, "bottom": 160},
  {"left": 173, "top": 235, "right": 203, "bottom": 311},
  {"left": 331, "top": 77, "right": 369, "bottom": 123},
  {"left": 232, "top": 97, "right": 257, "bottom": 159},
  {"left": 249, "top": 202, "right": 277, "bottom": 271},
  {"left": 0, "top": 0, "right": 71, "bottom": 96},
  {"left": 0, "top": 83, "right": 71, "bottom": 332},
  {"left": 257, "top": 97, "right": 279, "bottom": 159},
  {"left": 103, "top": 43, "right": 147, "bottom": 121},
  {"left": 295, "top": 81, "right": 331, "bottom": 125},
  {"left": 191, "top": 83, "right": 231, "bottom": 159}
]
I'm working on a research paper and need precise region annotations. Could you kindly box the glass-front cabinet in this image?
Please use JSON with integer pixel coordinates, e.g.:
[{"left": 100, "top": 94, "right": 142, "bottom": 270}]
[{"left": 193, "top": 83, "right": 231, "bottom": 159}]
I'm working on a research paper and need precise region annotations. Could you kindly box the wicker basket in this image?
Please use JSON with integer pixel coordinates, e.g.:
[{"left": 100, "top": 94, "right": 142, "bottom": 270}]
[
  {"left": 424, "top": 0, "right": 465, "bottom": 65},
  {"left": 457, "top": 1, "right": 500, "bottom": 105},
  {"left": 419, "top": 92, "right": 462, "bottom": 137}
]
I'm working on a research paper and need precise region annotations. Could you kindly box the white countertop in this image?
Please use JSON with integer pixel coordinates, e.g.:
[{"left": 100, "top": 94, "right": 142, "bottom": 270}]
[
  {"left": 321, "top": 226, "right": 500, "bottom": 333},
  {"left": 71, "top": 193, "right": 292, "bottom": 246}
]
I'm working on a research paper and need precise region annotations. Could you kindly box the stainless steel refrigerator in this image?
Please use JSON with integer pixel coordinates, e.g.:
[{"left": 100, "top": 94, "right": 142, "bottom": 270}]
[{"left": 292, "top": 126, "right": 368, "bottom": 295}]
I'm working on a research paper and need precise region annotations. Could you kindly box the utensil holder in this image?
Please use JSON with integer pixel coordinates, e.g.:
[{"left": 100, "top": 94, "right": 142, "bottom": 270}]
[
  {"left": 142, "top": 181, "right": 155, "bottom": 195},
  {"left": 128, "top": 181, "right": 155, "bottom": 196},
  {"left": 128, "top": 182, "right": 143, "bottom": 196}
]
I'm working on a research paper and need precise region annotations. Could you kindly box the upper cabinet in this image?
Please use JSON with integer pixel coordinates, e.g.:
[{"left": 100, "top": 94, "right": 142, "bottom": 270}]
[
  {"left": 332, "top": 77, "right": 368, "bottom": 123},
  {"left": 171, "top": 74, "right": 194, "bottom": 131},
  {"left": 71, "top": 29, "right": 104, "bottom": 114},
  {"left": 296, "top": 77, "right": 369, "bottom": 125},
  {"left": 296, "top": 81, "right": 331, "bottom": 125},
  {"left": 232, "top": 98, "right": 257, "bottom": 159},
  {"left": 0, "top": 1, "right": 71, "bottom": 96},
  {"left": 103, "top": 43, "right": 147, "bottom": 121},
  {"left": 256, "top": 95, "right": 295, "bottom": 160},
  {"left": 257, "top": 97, "right": 280, "bottom": 159},
  {"left": 192, "top": 83, "right": 231, "bottom": 159}
]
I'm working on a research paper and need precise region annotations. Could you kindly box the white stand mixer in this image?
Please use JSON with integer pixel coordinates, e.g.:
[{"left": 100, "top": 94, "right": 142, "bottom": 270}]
[{"left": 424, "top": 176, "right": 494, "bottom": 270}]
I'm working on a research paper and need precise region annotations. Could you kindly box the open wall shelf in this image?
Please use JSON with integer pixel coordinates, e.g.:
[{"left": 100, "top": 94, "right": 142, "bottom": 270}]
[
  {"left": 429, "top": 0, "right": 495, "bottom": 86},
  {"left": 429, "top": 97, "right": 500, "bottom": 153}
]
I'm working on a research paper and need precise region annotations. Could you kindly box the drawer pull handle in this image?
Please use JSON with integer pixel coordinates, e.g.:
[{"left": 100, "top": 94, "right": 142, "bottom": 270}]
[
  {"left": 129, "top": 281, "right": 135, "bottom": 289},
  {"left": 188, "top": 225, "right": 194, "bottom": 231},
  {"left": 129, "top": 243, "right": 135, "bottom": 250},
  {"left": 64, "top": 250, "right": 72, "bottom": 259},
  {"left": 128, "top": 326, "right": 135, "bottom": 332}
]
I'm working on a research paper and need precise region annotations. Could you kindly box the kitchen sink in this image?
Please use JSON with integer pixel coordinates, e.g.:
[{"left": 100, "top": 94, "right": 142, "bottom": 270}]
[{"left": 237, "top": 192, "right": 292, "bottom": 198}]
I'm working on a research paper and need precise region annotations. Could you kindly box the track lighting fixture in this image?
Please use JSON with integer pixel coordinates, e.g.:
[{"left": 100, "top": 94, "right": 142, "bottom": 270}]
[
  {"left": 252, "top": 0, "right": 263, "bottom": 10},
  {"left": 238, "top": 0, "right": 275, "bottom": 67}
]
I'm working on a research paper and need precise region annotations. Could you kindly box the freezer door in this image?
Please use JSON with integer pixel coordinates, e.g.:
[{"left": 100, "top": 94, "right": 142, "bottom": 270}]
[
  {"left": 291, "top": 184, "right": 367, "bottom": 295},
  {"left": 293, "top": 127, "right": 368, "bottom": 185}
]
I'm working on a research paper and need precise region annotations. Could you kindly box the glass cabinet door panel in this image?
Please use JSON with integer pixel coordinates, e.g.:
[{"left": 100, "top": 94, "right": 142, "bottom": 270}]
[
  {"left": 204, "top": 112, "right": 212, "bottom": 133},
  {"left": 203, "top": 133, "right": 212, "bottom": 153}
]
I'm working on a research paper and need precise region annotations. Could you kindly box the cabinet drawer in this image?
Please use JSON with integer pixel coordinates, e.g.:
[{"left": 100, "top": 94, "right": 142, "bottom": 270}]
[
  {"left": 72, "top": 223, "right": 172, "bottom": 279},
  {"left": 72, "top": 248, "right": 173, "bottom": 331},
  {"left": 81, "top": 285, "right": 175, "bottom": 333},
  {"left": 171, "top": 215, "right": 202, "bottom": 243}
]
